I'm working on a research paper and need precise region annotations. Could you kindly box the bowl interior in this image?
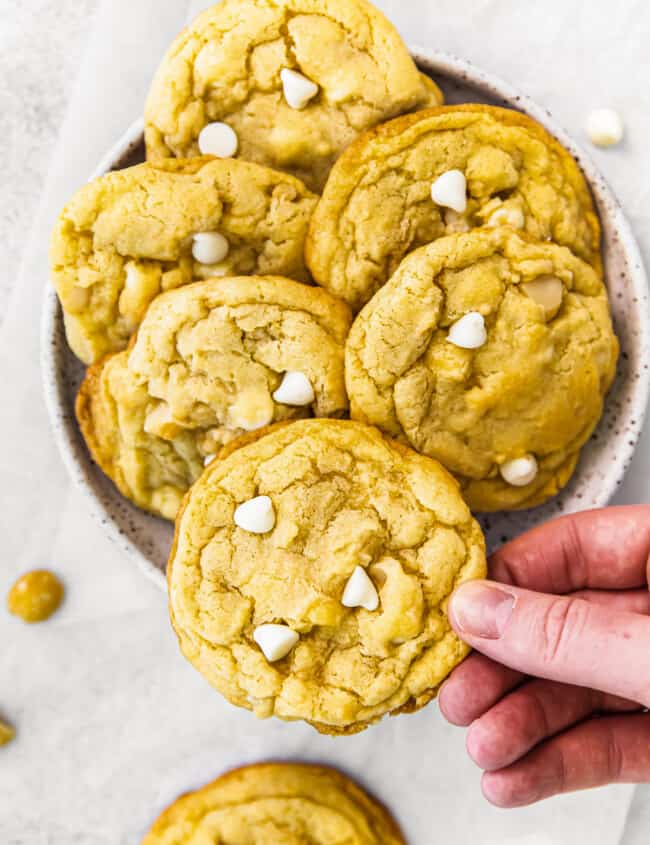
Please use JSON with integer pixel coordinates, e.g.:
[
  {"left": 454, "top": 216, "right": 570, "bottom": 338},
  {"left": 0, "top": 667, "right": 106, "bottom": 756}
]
[{"left": 42, "top": 50, "right": 650, "bottom": 591}]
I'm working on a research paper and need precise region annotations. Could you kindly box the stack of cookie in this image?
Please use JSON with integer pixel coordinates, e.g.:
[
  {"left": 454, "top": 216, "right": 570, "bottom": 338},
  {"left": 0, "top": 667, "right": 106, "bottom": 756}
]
[{"left": 50, "top": 0, "right": 618, "bottom": 737}]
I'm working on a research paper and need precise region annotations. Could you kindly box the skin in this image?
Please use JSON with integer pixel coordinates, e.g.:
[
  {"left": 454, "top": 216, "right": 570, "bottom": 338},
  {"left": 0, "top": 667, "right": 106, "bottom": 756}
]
[{"left": 439, "top": 505, "right": 650, "bottom": 807}]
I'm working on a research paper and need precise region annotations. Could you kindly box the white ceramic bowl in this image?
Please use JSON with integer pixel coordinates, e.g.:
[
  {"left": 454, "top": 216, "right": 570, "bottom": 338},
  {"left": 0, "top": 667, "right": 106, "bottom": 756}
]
[{"left": 41, "top": 49, "right": 650, "bottom": 592}]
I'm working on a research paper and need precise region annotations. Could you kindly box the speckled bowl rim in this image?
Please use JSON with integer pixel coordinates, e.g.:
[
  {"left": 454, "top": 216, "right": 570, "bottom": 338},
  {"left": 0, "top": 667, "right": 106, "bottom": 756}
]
[{"left": 41, "top": 48, "right": 650, "bottom": 592}]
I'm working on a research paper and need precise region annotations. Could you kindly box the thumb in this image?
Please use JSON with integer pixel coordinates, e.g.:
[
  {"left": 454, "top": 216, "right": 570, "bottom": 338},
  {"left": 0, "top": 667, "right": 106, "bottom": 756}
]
[{"left": 447, "top": 580, "right": 650, "bottom": 707}]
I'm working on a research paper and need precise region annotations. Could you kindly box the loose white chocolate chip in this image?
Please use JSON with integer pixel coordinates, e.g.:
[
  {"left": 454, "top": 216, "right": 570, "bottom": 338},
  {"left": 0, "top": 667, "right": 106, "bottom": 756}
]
[
  {"left": 522, "top": 275, "right": 564, "bottom": 319},
  {"left": 253, "top": 624, "right": 299, "bottom": 662},
  {"left": 280, "top": 68, "right": 319, "bottom": 110},
  {"left": 272, "top": 371, "right": 315, "bottom": 406},
  {"left": 341, "top": 566, "right": 379, "bottom": 611},
  {"left": 203, "top": 454, "right": 216, "bottom": 467},
  {"left": 447, "top": 312, "right": 487, "bottom": 349},
  {"left": 499, "top": 455, "right": 538, "bottom": 487},
  {"left": 431, "top": 170, "right": 467, "bottom": 213},
  {"left": 234, "top": 495, "right": 275, "bottom": 534},
  {"left": 586, "top": 109, "right": 624, "bottom": 148},
  {"left": 198, "top": 122, "right": 239, "bottom": 157},
  {"left": 487, "top": 205, "right": 525, "bottom": 230},
  {"left": 192, "top": 232, "right": 229, "bottom": 265}
]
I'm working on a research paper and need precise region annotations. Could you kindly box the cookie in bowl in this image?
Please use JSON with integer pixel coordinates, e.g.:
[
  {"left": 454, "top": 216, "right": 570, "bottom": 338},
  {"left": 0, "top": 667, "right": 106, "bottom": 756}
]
[
  {"left": 167, "top": 419, "right": 486, "bottom": 734},
  {"left": 76, "top": 277, "right": 351, "bottom": 520},
  {"left": 141, "top": 762, "right": 405, "bottom": 844},
  {"left": 143, "top": 0, "right": 442, "bottom": 192},
  {"left": 306, "top": 103, "right": 601, "bottom": 310},
  {"left": 50, "top": 157, "right": 317, "bottom": 364},
  {"left": 345, "top": 227, "right": 619, "bottom": 511}
]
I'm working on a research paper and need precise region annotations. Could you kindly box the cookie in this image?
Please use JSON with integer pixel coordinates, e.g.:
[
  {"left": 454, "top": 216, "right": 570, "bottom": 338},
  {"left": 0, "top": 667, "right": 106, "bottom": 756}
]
[
  {"left": 76, "top": 276, "right": 351, "bottom": 520},
  {"left": 167, "top": 419, "right": 486, "bottom": 733},
  {"left": 51, "top": 157, "right": 317, "bottom": 364},
  {"left": 141, "top": 762, "right": 405, "bottom": 844},
  {"left": 345, "top": 227, "right": 618, "bottom": 511},
  {"left": 306, "top": 104, "right": 602, "bottom": 310},
  {"left": 143, "top": 0, "right": 441, "bottom": 192}
]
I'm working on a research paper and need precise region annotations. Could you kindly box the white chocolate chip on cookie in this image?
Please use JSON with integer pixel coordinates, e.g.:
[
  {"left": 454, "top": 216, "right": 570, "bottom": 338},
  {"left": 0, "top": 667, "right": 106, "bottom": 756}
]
[
  {"left": 234, "top": 495, "right": 276, "bottom": 534},
  {"left": 447, "top": 312, "right": 487, "bottom": 349},
  {"left": 431, "top": 170, "right": 467, "bottom": 213},
  {"left": 341, "top": 566, "right": 379, "bottom": 611},
  {"left": 499, "top": 455, "right": 538, "bottom": 487},
  {"left": 280, "top": 68, "right": 319, "bottom": 110},
  {"left": 198, "top": 122, "right": 239, "bottom": 157},
  {"left": 273, "top": 372, "right": 315, "bottom": 406},
  {"left": 585, "top": 108, "right": 624, "bottom": 148},
  {"left": 192, "top": 232, "right": 229, "bottom": 265},
  {"left": 522, "top": 275, "right": 564, "bottom": 319},
  {"left": 203, "top": 454, "right": 216, "bottom": 467},
  {"left": 253, "top": 624, "right": 299, "bottom": 662},
  {"left": 228, "top": 389, "right": 274, "bottom": 432}
]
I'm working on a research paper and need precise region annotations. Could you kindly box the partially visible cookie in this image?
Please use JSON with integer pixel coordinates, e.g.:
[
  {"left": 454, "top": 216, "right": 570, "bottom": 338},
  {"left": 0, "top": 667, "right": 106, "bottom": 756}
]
[
  {"left": 306, "top": 104, "right": 602, "bottom": 310},
  {"left": 141, "top": 762, "right": 406, "bottom": 844},
  {"left": 76, "top": 276, "right": 351, "bottom": 520},
  {"left": 345, "top": 227, "right": 618, "bottom": 511},
  {"left": 144, "top": 0, "right": 441, "bottom": 192},
  {"left": 167, "top": 419, "right": 486, "bottom": 733},
  {"left": 51, "top": 157, "right": 317, "bottom": 364}
]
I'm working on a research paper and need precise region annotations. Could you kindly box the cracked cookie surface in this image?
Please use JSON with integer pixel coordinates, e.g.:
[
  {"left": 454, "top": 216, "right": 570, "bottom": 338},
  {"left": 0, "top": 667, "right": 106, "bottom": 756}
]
[
  {"left": 306, "top": 104, "right": 602, "bottom": 310},
  {"left": 51, "top": 157, "right": 317, "bottom": 364},
  {"left": 345, "top": 228, "right": 618, "bottom": 511},
  {"left": 144, "top": 0, "right": 442, "bottom": 192},
  {"left": 168, "top": 419, "right": 486, "bottom": 733},
  {"left": 141, "top": 762, "right": 405, "bottom": 844},
  {"left": 76, "top": 277, "right": 351, "bottom": 520}
]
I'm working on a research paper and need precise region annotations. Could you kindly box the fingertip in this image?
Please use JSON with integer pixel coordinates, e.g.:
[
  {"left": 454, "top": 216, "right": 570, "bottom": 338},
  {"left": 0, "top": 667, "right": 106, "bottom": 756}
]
[
  {"left": 438, "top": 679, "right": 474, "bottom": 727},
  {"left": 481, "top": 769, "right": 536, "bottom": 809},
  {"left": 466, "top": 720, "right": 501, "bottom": 771}
]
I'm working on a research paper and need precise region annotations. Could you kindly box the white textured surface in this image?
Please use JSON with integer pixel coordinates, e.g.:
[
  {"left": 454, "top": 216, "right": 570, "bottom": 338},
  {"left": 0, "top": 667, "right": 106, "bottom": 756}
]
[{"left": 1, "top": 1, "right": 649, "bottom": 843}]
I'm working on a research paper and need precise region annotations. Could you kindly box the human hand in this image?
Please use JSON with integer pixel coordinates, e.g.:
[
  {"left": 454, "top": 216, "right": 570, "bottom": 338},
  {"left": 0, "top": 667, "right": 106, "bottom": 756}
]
[{"left": 440, "top": 505, "right": 650, "bottom": 807}]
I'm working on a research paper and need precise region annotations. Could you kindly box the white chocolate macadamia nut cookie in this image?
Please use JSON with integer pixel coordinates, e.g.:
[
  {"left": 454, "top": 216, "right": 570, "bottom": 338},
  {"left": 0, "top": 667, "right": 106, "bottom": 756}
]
[
  {"left": 76, "top": 277, "right": 351, "bottom": 520},
  {"left": 345, "top": 227, "right": 618, "bottom": 512},
  {"left": 50, "top": 157, "right": 317, "bottom": 363},
  {"left": 144, "top": 0, "right": 443, "bottom": 191},
  {"left": 167, "top": 419, "right": 486, "bottom": 734}
]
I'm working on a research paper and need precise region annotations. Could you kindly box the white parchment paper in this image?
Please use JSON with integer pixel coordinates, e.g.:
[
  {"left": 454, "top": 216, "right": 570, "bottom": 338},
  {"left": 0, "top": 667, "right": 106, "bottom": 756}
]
[{"left": 2, "top": 1, "right": 649, "bottom": 842}]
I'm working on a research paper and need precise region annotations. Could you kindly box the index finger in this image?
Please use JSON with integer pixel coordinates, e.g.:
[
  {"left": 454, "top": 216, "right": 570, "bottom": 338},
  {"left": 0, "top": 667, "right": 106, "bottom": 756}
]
[{"left": 489, "top": 505, "right": 650, "bottom": 593}]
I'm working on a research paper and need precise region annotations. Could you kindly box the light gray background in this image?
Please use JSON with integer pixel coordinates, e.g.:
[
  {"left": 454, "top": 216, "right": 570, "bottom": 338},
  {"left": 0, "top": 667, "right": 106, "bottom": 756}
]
[{"left": 2, "top": 1, "right": 650, "bottom": 843}]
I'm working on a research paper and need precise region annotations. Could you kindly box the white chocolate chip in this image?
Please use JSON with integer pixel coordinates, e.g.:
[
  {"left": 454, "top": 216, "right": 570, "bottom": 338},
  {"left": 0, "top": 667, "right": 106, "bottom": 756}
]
[
  {"left": 522, "top": 276, "right": 564, "bottom": 319},
  {"left": 192, "top": 232, "right": 229, "bottom": 265},
  {"left": 253, "top": 624, "right": 299, "bottom": 662},
  {"left": 203, "top": 454, "right": 216, "bottom": 467},
  {"left": 198, "top": 122, "right": 239, "bottom": 157},
  {"left": 341, "top": 566, "right": 379, "bottom": 611},
  {"left": 585, "top": 109, "right": 624, "bottom": 148},
  {"left": 234, "top": 495, "right": 275, "bottom": 534},
  {"left": 499, "top": 455, "right": 538, "bottom": 487},
  {"left": 447, "top": 312, "right": 487, "bottom": 349},
  {"left": 280, "top": 68, "right": 319, "bottom": 110},
  {"left": 272, "top": 371, "right": 315, "bottom": 406},
  {"left": 487, "top": 205, "right": 525, "bottom": 230},
  {"left": 431, "top": 170, "right": 467, "bottom": 213}
]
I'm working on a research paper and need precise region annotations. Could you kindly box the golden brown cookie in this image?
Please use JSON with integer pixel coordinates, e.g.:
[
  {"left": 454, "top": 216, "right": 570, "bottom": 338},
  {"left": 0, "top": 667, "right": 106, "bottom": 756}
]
[
  {"left": 167, "top": 419, "right": 486, "bottom": 733},
  {"left": 77, "top": 277, "right": 351, "bottom": 520},
  {"left": 144, "top": 0, "right": 441, "bottom": 192},
  {"left": 306, "top": 104, "right": 602, "bottom": 310},
  {"left": 51, "top": 157, "right": 317, "bottom": 364},
  {"left": 141, "top": 762, "right": 405, "bottom": 844},
  {"left": 345, "top": 227, "right": 618, "bottom": 511}
]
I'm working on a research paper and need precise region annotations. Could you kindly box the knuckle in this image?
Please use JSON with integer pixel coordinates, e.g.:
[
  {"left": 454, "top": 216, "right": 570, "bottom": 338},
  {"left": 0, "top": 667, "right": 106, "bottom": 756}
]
[{"left": 538, "top": 596, "right": 590, "bottom": 666}]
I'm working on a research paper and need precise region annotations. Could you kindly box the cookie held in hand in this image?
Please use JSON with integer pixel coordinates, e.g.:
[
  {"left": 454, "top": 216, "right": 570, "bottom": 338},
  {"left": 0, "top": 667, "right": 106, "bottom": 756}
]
[{"left": 167, "top": 419, "right": 486, "bottom": 734}]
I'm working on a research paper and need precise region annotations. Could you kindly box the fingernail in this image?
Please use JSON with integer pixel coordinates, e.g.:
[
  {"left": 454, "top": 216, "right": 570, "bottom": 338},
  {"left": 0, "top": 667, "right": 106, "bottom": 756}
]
[{"left": 449, "top": 582, "right": 515, "bottom": 639}]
